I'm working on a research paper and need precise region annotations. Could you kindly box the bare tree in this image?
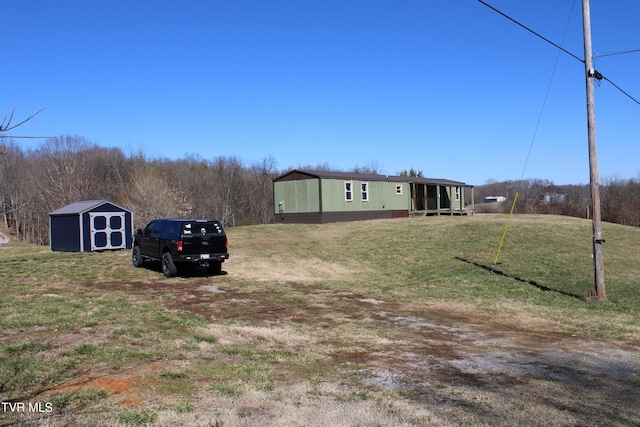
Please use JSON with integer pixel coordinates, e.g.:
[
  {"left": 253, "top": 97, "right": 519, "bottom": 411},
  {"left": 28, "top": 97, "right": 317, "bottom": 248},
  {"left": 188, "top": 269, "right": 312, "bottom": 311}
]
[
  {"left": 209, "top": 156, "right": 245, "bottom": 227},
  {"left": 34, "top": 136, "right": 97, "bottom": 206},
  {"left": 601, "top": 176, "right": 640, "bottom": 227},
  {"left": 119, "top": 166, "right": 189, "bottom": 230},
  {"left": 0, "top": 106, "right": 46, "bottom": 137},
  {"left": 0, "top": 141, "right": 28, "bottom": 229},
  {"left": 0, "top": 106, "right": 48, "bottom": 236},
  {"left": 246, "top": 156, "right": 277, "bottom": 224}
]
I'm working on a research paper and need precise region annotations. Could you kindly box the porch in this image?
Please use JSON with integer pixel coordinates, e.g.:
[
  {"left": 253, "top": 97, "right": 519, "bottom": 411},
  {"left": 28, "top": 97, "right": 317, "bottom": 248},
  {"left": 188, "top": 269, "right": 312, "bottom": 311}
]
[{"left": 409, "top": 182, "right": 475, "bottom": 216}]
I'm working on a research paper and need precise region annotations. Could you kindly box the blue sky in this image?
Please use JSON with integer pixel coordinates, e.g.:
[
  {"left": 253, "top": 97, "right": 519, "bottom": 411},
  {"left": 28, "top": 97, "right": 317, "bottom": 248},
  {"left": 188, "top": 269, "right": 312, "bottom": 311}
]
[{"left": 4, "top": 0, "right": 639, "bottom": 185}]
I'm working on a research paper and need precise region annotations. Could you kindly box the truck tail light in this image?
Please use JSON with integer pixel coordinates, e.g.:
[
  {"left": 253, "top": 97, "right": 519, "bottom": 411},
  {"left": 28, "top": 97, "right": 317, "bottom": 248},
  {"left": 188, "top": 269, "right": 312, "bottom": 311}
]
[
  {"left": 225, "top": 238, "right": 228, "bottom": 251},
  {"left": 177, "top": 240, "right": 183, "bottom": 252}
]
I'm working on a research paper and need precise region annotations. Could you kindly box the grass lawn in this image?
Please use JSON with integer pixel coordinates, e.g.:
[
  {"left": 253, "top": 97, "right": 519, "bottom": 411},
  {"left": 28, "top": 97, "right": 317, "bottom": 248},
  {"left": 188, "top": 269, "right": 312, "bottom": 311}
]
[{"left": 1, "top": 214, "right": 638, "bottom": 426}]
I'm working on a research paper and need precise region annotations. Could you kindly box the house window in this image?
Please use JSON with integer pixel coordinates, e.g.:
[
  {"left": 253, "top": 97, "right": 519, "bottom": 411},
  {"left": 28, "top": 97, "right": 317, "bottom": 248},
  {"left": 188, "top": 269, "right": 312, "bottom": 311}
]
[
  {"left": 395, "top": 185, "right": 403, "bottom": 195},
  {"left": 361, "top": 182, "right": 369, "bottom": 202},
  {"left": 455, "top": 187, "right": 461, "bottom": 201},
  {"left": 345, "top": 181, "right": 353, "bottom": 202}
]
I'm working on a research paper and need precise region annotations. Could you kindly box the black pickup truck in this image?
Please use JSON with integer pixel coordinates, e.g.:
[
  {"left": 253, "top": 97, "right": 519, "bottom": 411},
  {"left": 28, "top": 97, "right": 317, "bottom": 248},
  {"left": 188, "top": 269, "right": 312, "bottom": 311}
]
[{"left": 132, "top": 218, "right": 229, "bottom": 277}]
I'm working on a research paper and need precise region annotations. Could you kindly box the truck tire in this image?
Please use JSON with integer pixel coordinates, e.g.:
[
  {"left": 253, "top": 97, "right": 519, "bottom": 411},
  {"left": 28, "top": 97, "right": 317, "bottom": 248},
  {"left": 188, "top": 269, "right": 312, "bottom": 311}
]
[
  {"left": 132, "top": 246, "right": 144, "bottom": 267},
  {"left": 162, "top": 252, "right": 178, "bottom": 277}
]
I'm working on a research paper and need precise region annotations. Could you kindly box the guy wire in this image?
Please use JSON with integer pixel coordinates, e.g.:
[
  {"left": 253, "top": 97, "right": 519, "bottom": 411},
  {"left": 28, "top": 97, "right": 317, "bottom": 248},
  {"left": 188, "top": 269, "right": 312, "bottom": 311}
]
[{"left": 494, "top": 0, "right": 578, "bottom": 266}]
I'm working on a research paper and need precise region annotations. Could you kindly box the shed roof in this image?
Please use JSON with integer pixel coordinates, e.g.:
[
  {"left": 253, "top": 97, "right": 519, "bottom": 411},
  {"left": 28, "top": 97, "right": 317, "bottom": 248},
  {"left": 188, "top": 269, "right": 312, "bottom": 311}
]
[
  {"left": 49, "top": 200, "right": 129, "bottom": 216},
  {"left": 274, "top": 169, "right": 469, "bottom": 187}
]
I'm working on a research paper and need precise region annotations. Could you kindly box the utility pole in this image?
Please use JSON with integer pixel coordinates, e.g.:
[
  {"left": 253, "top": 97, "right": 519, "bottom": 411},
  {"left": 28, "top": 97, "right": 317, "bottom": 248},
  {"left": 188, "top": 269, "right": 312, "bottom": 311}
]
[{"left": 582, "top": 0, "right": 606, "bottom": 300}]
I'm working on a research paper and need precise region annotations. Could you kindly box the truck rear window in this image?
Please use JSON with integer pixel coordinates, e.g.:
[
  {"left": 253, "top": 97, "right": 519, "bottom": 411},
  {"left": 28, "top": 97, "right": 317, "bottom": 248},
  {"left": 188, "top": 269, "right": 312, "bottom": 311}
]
[
  {"left": 162, "top": 222, "right": 183, "bottom": 239},
  {"left": 182, "top": 222, "right": 222, "bottom": 235}
]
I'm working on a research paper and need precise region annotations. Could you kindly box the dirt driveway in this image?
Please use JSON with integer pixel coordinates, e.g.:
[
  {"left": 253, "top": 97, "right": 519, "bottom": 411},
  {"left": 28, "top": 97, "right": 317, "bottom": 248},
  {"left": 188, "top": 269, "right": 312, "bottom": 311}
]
[{"left": 124, "top": 278, "right": 640, "bottom": 426}]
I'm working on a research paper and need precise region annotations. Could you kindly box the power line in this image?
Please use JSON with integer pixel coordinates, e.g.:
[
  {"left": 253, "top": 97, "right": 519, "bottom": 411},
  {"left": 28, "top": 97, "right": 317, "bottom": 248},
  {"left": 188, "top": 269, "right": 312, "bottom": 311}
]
[
  {"left": 477, "top": 0, "right": 584, "bottom": 63},
  {"left": 594, "top": 49, "right": 640, "bottom": 105},
  {"left": 477, "top": 0, "right": 640, "bottom": 107},
  {"left": 0, "top": 135, "right": 53, "bottom": 139},
  {"left": 595, "top": 49, "right": 640, "bottom": 60},
  {"left": 519, "top": 0, "right": 578, "bottom": 181},
  {"left": 600, "top": 76, "right": 640, "bottom": 106}
]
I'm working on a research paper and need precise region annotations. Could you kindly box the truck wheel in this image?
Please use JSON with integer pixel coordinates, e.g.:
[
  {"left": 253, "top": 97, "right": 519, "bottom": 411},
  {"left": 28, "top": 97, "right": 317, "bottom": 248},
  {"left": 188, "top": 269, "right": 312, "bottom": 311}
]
[
  {"left": 132, "top": 246, "right": 144, "bottom": 267},
  {"left": 207, "top": 260, "right": 222, "bottom": 275},
  {"left": 162, "top": 252, "right": 178, "bottom": 277}
]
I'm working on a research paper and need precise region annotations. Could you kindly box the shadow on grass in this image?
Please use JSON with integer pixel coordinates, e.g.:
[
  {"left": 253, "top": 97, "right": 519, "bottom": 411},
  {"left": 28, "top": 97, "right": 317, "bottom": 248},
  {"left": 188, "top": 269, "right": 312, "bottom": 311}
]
[
  {"left": 455, "top": 257, "right": 582, "bottom": 300},
  {"left": 139, "top": 261, "right": 228, "bottom": 278}
]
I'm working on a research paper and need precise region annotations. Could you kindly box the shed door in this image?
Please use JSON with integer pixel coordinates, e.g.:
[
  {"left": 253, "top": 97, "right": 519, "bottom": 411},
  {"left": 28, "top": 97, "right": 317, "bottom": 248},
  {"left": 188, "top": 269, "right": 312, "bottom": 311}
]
[{"left": 89, "top": 212, "right": 126, "bottom": 251}]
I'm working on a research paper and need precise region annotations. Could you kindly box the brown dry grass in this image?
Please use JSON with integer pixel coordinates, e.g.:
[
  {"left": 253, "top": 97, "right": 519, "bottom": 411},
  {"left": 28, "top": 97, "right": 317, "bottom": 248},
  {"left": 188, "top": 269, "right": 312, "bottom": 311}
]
[{"left": 1, "top": 216, "right": 639, "bottom": 426}]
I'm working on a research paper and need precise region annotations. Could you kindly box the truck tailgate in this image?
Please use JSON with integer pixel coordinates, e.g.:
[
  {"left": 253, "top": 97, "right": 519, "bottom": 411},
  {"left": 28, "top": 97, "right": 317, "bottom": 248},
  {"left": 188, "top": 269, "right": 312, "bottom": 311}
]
[
  {"left": 179, "top": 220, "right": 228, "bottom": 258},
  {"left": 181, "top": 233, "right": 227, "bottom": 254}
]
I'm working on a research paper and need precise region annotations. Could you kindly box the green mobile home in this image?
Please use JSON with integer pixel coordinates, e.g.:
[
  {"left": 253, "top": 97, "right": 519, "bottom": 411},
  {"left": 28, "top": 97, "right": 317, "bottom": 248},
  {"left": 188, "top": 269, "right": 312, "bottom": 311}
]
[{"left": 273, "top": 170, "right": 474, "bottom": 223}]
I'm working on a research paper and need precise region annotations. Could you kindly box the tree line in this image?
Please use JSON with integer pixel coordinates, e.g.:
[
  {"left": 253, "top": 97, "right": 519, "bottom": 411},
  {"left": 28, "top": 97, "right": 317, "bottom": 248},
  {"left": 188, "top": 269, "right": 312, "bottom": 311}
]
[
  {"left": 2, "top": 136, "right": 639, "bottom": 246},
  {"left": 0, "top": 136, "right": 278, "bottom": 245},
  {"left": 475, "top": 177, "right": 640, "bottom": 227}
]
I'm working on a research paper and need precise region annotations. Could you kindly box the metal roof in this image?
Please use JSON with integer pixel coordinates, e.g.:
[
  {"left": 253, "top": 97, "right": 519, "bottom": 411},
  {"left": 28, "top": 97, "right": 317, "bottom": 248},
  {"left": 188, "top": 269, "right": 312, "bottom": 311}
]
[
  {"left": 49, "top": 200, "right": 130, "bottom": 216},
  {"left": 274, "top": 169, "right": 469, "bottom": 186}
]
